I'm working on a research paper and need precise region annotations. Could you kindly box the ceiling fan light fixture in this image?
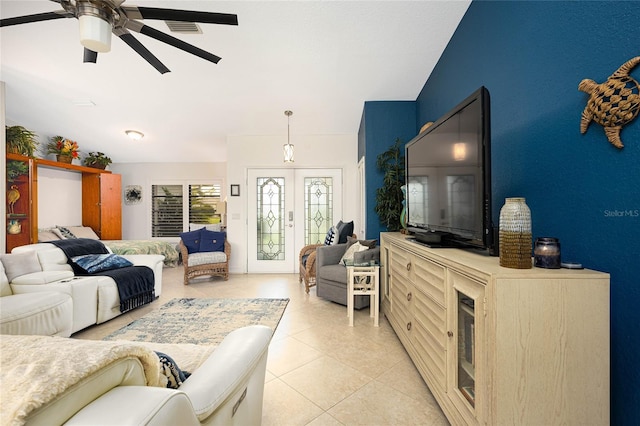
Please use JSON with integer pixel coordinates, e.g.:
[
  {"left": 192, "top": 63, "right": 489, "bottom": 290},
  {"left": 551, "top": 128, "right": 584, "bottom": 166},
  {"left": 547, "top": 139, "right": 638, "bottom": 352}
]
[
  {"left": 79, "top": 14, "right": 112, "bottom": 53},
  {"left": 125, "top": 130, "right": 144, "bottom": 140}
]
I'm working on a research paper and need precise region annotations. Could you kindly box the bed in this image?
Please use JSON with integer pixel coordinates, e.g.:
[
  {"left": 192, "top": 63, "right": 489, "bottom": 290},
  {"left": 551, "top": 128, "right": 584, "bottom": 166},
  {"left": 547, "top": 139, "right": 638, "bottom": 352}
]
[
  {"left": 37, "top": 226, "right": 179, "bottom": 267},
  {"left": 102, "top": 240, "right": 179, "bottom": 267}
]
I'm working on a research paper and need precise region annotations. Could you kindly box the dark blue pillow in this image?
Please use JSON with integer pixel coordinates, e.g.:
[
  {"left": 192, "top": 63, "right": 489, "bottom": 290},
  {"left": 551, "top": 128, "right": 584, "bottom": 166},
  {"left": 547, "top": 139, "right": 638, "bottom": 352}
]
[
  {"left": 337, "top": 220, "right": 354, "bottom": 244},
  {"left": 71, "top": 254, "right": 133, "bottom": 273},
  {"left": 180, "top": 229, "right": 202, "bottom": 254},
  {"left": 200, "top": 230, "right": 226, "bottom": 252}
]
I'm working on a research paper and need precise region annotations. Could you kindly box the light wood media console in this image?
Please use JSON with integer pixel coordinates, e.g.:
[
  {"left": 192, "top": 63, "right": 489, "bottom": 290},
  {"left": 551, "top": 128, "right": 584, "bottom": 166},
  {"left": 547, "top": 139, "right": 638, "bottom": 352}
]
[{"left": 380, "top": 232, "right": 609, "bottom": 425}]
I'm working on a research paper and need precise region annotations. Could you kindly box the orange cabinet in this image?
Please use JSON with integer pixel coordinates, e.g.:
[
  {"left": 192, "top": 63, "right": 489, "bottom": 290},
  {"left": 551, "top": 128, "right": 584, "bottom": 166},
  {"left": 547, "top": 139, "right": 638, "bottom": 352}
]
[{"left": 82, "top": 173, "right": 122, "bottom": 240}]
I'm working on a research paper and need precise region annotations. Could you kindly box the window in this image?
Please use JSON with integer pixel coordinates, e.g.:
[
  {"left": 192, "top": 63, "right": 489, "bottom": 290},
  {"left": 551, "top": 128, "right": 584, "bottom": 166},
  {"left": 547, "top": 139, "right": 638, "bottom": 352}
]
[
  {"left": 189, "top": 184, "right": 222, "bottom": 224},
  {"left": 151, "top": 183, "right": 222, "bottom": 237}
]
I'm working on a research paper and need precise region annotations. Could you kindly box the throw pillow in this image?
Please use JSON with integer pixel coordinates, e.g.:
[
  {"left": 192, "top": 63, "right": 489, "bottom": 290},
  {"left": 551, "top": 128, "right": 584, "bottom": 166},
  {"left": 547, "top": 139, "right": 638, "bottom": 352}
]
[
  {"left": 0, "top": 251, "right": 42, "bottom": 282},
  {"left": 56, "top": 226, "right": 77, "bottom": 239},
  {"left": 323, "top": 226, "right": 338, "bottom": 245},
  {"left": 200, "top": 230, "right": 226, "bottom": 252},
  {"left": 340, "top": 242, "right": 369, "bottom": 264},
  {"left": 336, "top": 220, "right": 354, "bottom": 244},
  {"left": 346, "top": 236, "right": 377, "bottom": 249},
  {"left": 68, "top": 226, "right": 100, "bottom": 239},
  {"left": 38, "top": 230, "right": 61, "bottom": 242},
  {"left": 155, "top": 351, "right": 191, "bottom": 389},
  {"left": 180, "top": 229, "right": 202, "bottom": 254},
  {"left": 71, "top": 254, "right": 133, "bottom": 274}
]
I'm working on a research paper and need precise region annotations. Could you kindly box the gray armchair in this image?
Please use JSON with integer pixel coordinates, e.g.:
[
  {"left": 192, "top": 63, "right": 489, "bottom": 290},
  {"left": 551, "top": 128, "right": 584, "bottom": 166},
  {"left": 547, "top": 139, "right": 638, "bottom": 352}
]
[{"left": 316, "top": 242, "right": 380, "bottom": 309}]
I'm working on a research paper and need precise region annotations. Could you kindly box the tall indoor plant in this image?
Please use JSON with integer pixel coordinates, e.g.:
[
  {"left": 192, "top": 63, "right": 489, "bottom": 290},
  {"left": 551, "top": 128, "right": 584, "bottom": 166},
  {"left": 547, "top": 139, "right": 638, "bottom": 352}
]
[{"left": 374, "top": 137, "right": 406, "bottom": 231}]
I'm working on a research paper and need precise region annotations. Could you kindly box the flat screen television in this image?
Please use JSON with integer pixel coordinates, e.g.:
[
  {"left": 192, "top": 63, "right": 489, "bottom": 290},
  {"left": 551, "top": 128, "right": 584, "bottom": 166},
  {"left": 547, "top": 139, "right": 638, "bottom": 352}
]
[{"left": 405, "top": 86, "right": 493, "bottom": 252}]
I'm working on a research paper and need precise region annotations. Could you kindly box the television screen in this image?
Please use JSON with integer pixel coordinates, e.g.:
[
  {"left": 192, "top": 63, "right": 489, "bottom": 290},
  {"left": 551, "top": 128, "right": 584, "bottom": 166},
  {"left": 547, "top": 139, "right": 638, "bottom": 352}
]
[{"left": 405, "top": 86, "right": 492, "bottom": 250}]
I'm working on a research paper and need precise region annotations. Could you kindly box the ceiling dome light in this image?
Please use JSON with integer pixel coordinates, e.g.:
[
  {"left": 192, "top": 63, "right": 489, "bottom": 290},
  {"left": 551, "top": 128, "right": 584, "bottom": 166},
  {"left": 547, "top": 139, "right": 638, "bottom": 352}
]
[{"left": 125, "top": 130, "right": 144, "bottom": 140}]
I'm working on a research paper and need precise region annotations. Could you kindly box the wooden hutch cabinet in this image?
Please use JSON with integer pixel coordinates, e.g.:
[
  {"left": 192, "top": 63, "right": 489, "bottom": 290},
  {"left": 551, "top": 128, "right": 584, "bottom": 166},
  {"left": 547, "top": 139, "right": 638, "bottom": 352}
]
[
  {"left": 82, "top": 173, "right": 121, "bottom": 240},
  {"left": 6, "top": 153, "right": 35, "bottom": 251},
  {"left": 380, "top": 232, "right": 610, "bottom": 426},
  {"left": 4, "top": 154, "right": 122, "bottom": 251}
]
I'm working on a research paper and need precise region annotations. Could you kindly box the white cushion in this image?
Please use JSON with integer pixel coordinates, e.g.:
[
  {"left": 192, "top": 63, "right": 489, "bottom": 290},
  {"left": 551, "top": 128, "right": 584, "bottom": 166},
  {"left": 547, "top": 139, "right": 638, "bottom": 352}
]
[
  {"left": 11, "top": 271, "right": 75, "bottom": 285},
  {"left": 188, "top": 252, "right": 227, "bottom": 266},
  {"left": 0, "top": 292, "right": 73, "bottom": 337},
  {"left": 0, "top": 252, "right": 42, "bottom": 282},
  {"left": 340, "top": 242, "right": 369, "bottom": 264}
]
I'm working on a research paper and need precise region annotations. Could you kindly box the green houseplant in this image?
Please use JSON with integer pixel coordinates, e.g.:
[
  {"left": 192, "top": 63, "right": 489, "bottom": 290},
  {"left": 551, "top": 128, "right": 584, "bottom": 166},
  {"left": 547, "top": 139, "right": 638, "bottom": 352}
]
[
  {"left": 83, "top": 151, "right": 112, "bottom": 169},
  {"left": 374, "top": 137, "right": 406, "bottom": 231},
  {"left": 6, "top": 125, "right": 38, "bottom": 157},
  {"left": 6, "top": 160, "right": 29, "bottom": 182}
]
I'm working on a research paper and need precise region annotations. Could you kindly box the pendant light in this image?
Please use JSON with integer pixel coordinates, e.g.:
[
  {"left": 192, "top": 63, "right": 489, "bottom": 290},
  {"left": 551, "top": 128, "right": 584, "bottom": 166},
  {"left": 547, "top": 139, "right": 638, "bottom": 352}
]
[{"left": 283, "top": 110, "right": 294, "bottom": 163}]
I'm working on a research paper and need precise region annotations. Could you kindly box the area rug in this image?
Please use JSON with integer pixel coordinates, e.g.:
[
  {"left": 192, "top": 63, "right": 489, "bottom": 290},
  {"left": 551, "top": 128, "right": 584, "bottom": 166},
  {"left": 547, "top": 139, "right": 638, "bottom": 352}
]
[{"left": 104, "top": 298, "right": 289, "bottom": 346}]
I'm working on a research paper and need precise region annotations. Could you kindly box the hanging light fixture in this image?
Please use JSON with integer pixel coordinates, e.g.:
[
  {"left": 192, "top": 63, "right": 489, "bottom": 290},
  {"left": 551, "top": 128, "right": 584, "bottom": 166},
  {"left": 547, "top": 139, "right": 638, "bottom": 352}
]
[{"left": 283, "top": 110, "right": 294, "bottom": 163}]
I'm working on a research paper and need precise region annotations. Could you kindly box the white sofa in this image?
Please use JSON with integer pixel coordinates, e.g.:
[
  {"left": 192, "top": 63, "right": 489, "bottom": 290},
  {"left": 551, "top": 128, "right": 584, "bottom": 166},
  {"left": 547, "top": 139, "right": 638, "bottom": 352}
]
[
  {"left": 2, "top": 325, "right": 272, "bottom": 426},
  {"left": 0, "top": 261, "right": 74, "bottom": 337},
  {"left": 2, "top": 243, "right": 164, "bottom": 334}
]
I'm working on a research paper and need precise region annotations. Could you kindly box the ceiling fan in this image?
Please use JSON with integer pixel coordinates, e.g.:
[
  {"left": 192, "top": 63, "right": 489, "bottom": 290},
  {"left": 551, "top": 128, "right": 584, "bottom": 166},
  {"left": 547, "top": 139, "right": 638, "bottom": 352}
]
[{"left": 0, "top": 0, "right": 238, "bottom": 74}]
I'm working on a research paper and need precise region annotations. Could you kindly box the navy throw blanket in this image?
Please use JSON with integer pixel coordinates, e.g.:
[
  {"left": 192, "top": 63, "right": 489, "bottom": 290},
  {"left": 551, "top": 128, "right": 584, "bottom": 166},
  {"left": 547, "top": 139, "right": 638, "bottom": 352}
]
[{"left": 49, "top": 239, "right": 155, "bottom": 313}]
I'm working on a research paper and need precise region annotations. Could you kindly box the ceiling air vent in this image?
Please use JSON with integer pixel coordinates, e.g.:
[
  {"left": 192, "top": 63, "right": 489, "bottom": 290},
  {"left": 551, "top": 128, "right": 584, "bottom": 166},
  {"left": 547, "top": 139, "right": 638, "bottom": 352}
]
[{"left": 165, "top": 21, "right": 202, "bottom": 34}]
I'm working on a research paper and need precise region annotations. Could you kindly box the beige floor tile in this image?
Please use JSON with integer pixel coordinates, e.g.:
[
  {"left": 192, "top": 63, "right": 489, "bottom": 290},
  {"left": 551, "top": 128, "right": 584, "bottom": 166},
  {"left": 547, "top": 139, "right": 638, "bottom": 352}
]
[
  {"left": 328, "top": 380, "right": 448, "bottom": 425},
  {"left": 267, "top": 335, "right": 323, "bottom": 377},
  {"left": 305, "top": 412, "right": 345, "bottom": 426},
  {"left": 262, "top": 378, "right": 324, "bottom": 426},
  {"left": 280, "top": 355, "right": 371, "bottom": 410}
]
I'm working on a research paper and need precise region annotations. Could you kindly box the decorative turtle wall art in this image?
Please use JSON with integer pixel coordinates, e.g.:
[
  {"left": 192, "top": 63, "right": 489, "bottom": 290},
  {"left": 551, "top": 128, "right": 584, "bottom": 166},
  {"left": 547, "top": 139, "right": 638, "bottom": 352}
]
[{"left": 578, "top": 56, "right": 640, "bottom": 149}]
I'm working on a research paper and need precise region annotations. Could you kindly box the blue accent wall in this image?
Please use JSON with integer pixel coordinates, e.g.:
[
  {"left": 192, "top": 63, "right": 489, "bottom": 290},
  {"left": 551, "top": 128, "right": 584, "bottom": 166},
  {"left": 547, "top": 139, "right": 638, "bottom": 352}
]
[
  {"left": 359, "top": 101, "right": 416, "bottom": 239},
  {"left": 415, "top": 1, "right": 639, "bottom": 423}
]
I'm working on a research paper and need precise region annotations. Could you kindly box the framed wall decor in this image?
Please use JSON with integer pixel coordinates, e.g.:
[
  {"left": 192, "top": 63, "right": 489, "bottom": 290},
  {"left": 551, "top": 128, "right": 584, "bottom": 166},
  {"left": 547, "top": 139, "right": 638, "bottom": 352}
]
[
  {"left": 124, "top": 185, "right": 142, "bottom": 205},
  {"left": 230, "top": 184, "right": 240, "bottom": 197}
]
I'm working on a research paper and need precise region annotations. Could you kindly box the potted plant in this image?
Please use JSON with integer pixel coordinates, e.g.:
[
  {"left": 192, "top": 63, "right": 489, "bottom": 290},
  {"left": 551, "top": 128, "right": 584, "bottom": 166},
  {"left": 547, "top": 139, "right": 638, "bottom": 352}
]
[
  {"left": 45, "top": 136, "right": 80, "bottom": 163},
  {"left": 6, "top": 125, "right": 38, "bottom": 157},
  {"left": 83, "top": 151, "right": 112, "bottom": 169},
  {"left": 374, "top": 137, "right": 405, "bottom": 231}
]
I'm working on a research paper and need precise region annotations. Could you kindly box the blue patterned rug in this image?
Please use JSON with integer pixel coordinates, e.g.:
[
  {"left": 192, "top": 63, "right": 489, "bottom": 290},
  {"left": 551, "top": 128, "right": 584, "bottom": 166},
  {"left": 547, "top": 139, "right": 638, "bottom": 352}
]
[{"left": 104, "top": 298, "right": 289, "bottom": 346}]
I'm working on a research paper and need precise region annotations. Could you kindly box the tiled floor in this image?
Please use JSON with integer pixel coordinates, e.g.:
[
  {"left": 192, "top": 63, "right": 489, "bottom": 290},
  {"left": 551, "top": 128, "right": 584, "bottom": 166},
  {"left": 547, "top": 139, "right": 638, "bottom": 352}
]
[{"left": 74, "top": 267, "right": 448, "bottom": 425}]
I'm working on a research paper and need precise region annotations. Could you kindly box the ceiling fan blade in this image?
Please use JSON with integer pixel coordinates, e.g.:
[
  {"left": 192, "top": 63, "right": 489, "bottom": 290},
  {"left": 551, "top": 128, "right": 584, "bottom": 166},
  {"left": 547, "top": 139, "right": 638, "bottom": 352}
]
[
  {"left": 115, "top": 29, "right": 170, "bottom": 74},
  {"left": 0, "top": 10, "right": 72, "bottom": 27},
  {"left": 83, "top": 48, "right": 98, "bottom": 63},
  {"left": 125, "top": 21, "right": 221, "bottom": 64},
  {"left": 122, "top": 6, "right": 238, "bottom": 25}
]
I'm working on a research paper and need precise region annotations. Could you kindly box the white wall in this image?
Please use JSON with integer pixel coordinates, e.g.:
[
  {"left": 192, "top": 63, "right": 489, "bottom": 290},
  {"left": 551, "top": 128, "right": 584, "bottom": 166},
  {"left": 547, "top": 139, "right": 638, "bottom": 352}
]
[
  {"left": 226, "top": 133, "right": 360, "bottom": 274},
  {"left": 109, "top": 162, "right": 227, "bottom": 240},
  {"left": 38, "top": 167, "right": 83, "bottom": 227}
]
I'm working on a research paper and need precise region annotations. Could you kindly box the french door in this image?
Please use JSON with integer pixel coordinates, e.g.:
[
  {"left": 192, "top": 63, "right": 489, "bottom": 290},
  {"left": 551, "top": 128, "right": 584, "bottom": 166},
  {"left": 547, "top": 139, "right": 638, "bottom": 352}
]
[{"left": 247, "top": 168, "right": 342, "bottom": 273}]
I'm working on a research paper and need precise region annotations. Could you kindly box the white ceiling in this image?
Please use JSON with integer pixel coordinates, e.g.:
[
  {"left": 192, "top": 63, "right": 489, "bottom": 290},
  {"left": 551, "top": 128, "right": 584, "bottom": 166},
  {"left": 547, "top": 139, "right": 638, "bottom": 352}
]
[{"left": 0, "top": 0, "right": 469, "bottom": 163}]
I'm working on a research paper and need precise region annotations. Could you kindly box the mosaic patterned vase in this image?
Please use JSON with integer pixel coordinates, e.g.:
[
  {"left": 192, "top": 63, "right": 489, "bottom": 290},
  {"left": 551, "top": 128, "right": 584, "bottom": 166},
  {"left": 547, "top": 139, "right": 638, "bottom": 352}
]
[{"left": 499, "top": 197, "right": 532, "bottom": 269}]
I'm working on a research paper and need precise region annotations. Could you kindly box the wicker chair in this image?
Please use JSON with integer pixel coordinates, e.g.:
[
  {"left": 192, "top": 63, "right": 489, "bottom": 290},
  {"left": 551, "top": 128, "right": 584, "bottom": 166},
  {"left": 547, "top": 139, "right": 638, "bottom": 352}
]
[
  {"left": 179, "top": 240, "right": 231, "bottom": 285},
  {"left": 299, "top": 243, "right": 324, "bottom": 293},
  {"left": 299, "top": 233, "right": 356, "bottom": 294}
]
